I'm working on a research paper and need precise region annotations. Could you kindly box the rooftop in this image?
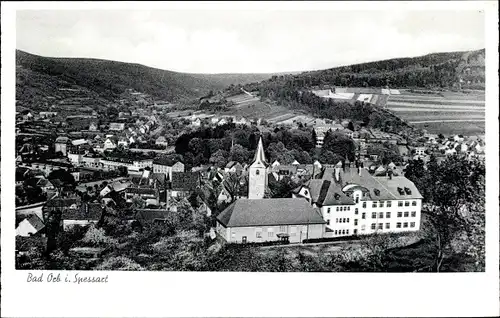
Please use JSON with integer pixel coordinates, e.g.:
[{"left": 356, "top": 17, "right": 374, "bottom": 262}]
[{"left": 217, "top": 198, "right": 325, "bottom": 228}]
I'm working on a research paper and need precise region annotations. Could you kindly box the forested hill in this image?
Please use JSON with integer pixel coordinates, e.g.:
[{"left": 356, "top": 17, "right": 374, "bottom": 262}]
[
  {"left": 239, "top": 49, "right": 485, "bottom": 92},
  {"left": 15, "top": 50, "right": 275, "bottom": 106}
]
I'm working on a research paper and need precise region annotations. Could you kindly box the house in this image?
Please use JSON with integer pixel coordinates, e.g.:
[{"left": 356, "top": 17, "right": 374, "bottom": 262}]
[
  {"left": 271, "top": 160, "right": 281, "bottom": 168},
  {"left": 89, "top": 122, "right": 98, "bottom": 131},
  {"left": 16, "top": 214, "right": 45, "bottom": 237},
  {"left": 224, "top": 161, "right": 243, "bottom": 174},
  {"left": 125, "top": 187, "right": 160, "bottom": 203},
  {"left": 109, "top": 122, "right": 126, "bottom": 131},
  {"left": 153, "top": 159, "right": 185, "bottom": 180},
  {"left": 217, "top": 118, "right": 228, "bottom": 126},
  {"left": 55, "top": 136, "right": 70, "bottom": 156},
  {"left": 155, "top": 136, "right": 168, "bottom": 148},
  {"left": 103, "top": 137, "right": 117, "bottom": 150},
  {"left": 215, "top": 198, "right": 325, "bottom": 243},
  {"left": 118, "top": 137, "right": 129, "bottom": 148},
  {"left": 134, "top": 209, "right": 170, "bottom": 227},
  {"left": 61, "top": 203, "right": 104, "bottom": 230},
  {"left": 192, "top": 118, "right": 202, "bottom": 127},
  {"left": 36, "top": 178, "right": 55, "bottom": 193},
  {"left": 169, "top": 171, "right": 201, "bottom": 199}
]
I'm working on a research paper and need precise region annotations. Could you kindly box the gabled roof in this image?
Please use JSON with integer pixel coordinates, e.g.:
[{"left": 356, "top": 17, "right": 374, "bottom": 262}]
[
  {"left": 55, "top": 136, "right": 69, "bottom": 143},
  {"left": 216, "top": 198, "right": 325, "bottom": 227},
  {"left": 299, "top": 179, "right": 355, "bottom": 206},
  {"left": 135, "top": 209, "right": 170, "bottom": 222},
  {"left": 171, "top": 172, "right": 200, "bottom": 191},
  {"left": 62, "top": 203, "right": 103, "bottom": 221},
  {"left": 24, "top": 214, "right": 46, "bottom": 232}
]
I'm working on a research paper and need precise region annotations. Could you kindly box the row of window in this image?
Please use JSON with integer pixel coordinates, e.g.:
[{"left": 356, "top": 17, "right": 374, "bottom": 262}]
[
  {"left": 334, "top": 229, "right": 350, "bottom": 235},
  {"left": 361, "top": 201, "right": 418, "bottom": 209},
  {"left": 254, "top": 226, "right": 307, "bottom": 238},
  {"left": 369, "top": 211, "right": 417, "bottom": 219},
  {"left": 370, "top": 222, "right": 416, "bottom": 230},
  {"left": 327, "top": 206, "right": 352, "bottom": 213}
]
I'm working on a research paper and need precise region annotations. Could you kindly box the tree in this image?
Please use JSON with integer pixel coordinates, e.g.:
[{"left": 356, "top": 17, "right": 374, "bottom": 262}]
[
  {"left": 81, "top": 225, "right": 118, "bottom": 247},
  {"left": 48, "top": 169, "right": 76, "bottom": 186},
  {"left": 266, "top": 176, "right": 299, "bottom": 198},
  {"left": 322, "top": 131, "right": 356, "bottom": 162},
  {"left": 406, "top": 155, "right": 485, "bottom": 272},
  {"left": 106, "top": 106, "right": 119, "bottom": 121},
  {"left": 209, "top": 149, "right": 228, "bottom": 168}
]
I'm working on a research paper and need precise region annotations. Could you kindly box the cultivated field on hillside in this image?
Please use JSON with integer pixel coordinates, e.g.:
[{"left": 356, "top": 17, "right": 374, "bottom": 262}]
[
  {"left": 223, "top": 93, "right": 313, "bottom": 124},
  {"left": 386, "top": 90, "right": 485, "bottom": 135}
]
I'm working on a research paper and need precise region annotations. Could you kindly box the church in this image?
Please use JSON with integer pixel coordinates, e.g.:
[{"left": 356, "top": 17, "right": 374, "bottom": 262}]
[{"left": 215, "top": 137, "right": 326, "bottom": 244}]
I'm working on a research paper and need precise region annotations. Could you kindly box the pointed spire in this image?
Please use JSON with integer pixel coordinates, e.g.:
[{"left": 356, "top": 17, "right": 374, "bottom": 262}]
[{"left": 251, "top": 136, "right": 267, "bottom": 166}]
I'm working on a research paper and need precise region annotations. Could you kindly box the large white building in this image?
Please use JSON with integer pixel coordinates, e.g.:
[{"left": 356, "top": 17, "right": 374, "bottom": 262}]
[{"left": 293, "top": 162, "right": 423, "bottom": 237}]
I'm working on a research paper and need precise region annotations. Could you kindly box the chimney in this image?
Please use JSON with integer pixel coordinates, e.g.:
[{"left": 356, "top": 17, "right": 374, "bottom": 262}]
[
  {"left": 358, "top": 167, "right": 362, "bottom": 176},
  {"left": 335, "top": 167, "right": 340, "bottom": 182},
  {"left": 388, "top": 169, "right": 393, "bottom": 180}
]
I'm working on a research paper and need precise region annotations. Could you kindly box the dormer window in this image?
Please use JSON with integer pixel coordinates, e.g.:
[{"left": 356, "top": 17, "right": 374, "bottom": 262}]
[
  {"left": 404, "top": 187, "right": 412, "bottom": 195},
  {"left": 374, "top": 189, "right": 380, "bottom": 196},
  {"left": 397, "top": 187, "right": 405, "bottom": 195}
]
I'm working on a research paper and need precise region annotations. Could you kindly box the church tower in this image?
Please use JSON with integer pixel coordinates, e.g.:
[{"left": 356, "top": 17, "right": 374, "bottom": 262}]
[{"left": 248, "top": 136, "right": 268, "bottom": 199}]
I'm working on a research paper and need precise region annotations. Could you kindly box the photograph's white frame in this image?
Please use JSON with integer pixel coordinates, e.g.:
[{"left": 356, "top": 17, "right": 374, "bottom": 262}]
[{"left": 2, "top": 1, "right": 499, "bottom": 317}]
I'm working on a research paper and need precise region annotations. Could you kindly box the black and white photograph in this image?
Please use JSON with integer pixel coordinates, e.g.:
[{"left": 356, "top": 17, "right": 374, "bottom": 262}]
[{"left": 1, "top": 1, "right": 499, "bottom": 317}]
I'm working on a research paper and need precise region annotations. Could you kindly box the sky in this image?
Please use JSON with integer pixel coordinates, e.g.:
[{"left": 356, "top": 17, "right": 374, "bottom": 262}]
[{"left": 16, "top": 9, "right": 485, "bottom": 74}]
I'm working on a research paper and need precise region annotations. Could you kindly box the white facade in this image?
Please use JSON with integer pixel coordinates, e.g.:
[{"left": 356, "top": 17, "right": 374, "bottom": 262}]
[
  {"left": 329, "top": 189, "right": 422, "bottom": 237},
  {"left": 16, "top": 219, "right": 40, "bottom": 237},
  {"left": 248, "top": 137, "right": 268, "bottom": 199}
]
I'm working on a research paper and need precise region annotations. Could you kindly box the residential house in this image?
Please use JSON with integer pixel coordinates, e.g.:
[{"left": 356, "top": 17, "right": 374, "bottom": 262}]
[
  {"left": 61, "top": 203, "right": 104, "bottom": 230},
  {"left": 103, "top": 137, "right": 118, "bottom": 150},
  {"left": 55, "top": 136, "right": 70, "bottom": 156},
  {"left": 89, "top": 122, "right": 98, "bottom": 131},
  {"left": 155, "top": 136, "right": 169, "bottom": 148},
  {"left": 16, "top": 214, "right": 45, "bottom": 237},
  {"left": 169, "top": 171, "right": 201, "bottom": 199},
  {"left": 153, "top": 159, "right": 185, "bottom": 180},
  {"left": 224, "top": 161, "right": 243, "bottom": 174},
  {"left": 109, "top": 122, "right": 126, "bottom": 131}
]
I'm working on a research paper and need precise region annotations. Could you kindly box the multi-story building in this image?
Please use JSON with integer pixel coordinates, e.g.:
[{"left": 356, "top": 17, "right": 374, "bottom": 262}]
[
  {"left": 153, "top": 159, "right": 185, "bottom": 180},
  {"left": 293, "top": 162, "right": 423, "bottom": 237}
]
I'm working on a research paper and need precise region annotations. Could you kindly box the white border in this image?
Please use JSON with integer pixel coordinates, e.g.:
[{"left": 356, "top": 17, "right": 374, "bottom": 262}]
[{"left": 2, "top": 2, "right": 499, "bottom": 317}]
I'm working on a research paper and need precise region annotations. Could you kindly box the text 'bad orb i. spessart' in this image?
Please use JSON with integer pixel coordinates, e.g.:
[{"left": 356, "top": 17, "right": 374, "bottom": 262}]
[{"left": 27, "top": 272, "right": 109, "bottom": 284}]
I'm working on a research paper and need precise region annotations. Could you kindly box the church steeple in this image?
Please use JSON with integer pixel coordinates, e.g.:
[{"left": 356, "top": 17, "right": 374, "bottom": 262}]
[
  {"left": 251, "top": 136, "right": 268, "bottom": 167},
  {"left": 248, "top": 136, "right": 268, "bottom": 199}
]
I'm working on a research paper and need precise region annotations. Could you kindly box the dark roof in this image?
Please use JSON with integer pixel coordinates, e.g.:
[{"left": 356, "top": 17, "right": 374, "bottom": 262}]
[
  {"left": 323, "top": 167, "right": 423, "bottom": 200},
  {"left": 153, "top": 158, "right": 178, "bottom": 166},
  {"left": 126, "top": 187, "right": 159, "bottom": 196},
  {"left": 45, "top": 197, "right": 81, "bottom": 208},
  {"left": 301, "top": 179, "right": 355, "bottom": 206},
  {"left": 135, "top": 209, "right": 170, "bottom": 222},
  {"left": 62, "top": 203, "right": 103, "bottom": 221},
  {"left": 216, "top": 198, "right": 326, "bottom": 227},
  {"left": 25, "top": 214, "right": 46, "bottom": 231},
  {"left": 171, "top": 172, "right": 200, "bottom": 191}
]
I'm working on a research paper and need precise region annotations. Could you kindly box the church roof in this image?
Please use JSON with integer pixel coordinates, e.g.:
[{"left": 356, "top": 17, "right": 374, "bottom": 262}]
[{"left": 251, "top": 137, "right": 268, "bottom": 167}]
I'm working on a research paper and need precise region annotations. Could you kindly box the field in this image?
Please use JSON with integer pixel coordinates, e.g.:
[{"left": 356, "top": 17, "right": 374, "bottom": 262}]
[
  {"left": 386, "top": 90, "right": 485, "bottom": 136},
  {"left": 223, "top": 93, "right": 314, "bottom": 124}
]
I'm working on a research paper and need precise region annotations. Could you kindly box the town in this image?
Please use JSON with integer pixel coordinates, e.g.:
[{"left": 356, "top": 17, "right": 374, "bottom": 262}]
[{"left": 15, "top": 82, "right": 486, "bottom": 271}]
